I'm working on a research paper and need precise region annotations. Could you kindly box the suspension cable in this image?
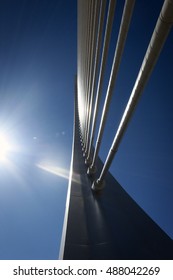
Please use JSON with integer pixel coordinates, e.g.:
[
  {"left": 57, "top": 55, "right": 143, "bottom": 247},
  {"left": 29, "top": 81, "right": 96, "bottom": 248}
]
[
  {"left": 88, "top": 0, "right": 135, "bottom": 174},
  {"left": 92, "top": 0, "right": 173, "bottom": 191}
]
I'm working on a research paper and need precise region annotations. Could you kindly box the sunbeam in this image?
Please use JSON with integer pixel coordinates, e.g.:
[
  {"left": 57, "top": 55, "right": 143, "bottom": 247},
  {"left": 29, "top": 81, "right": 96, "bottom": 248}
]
[{"left": 36, "top": 162, "right": 81, "bottom": 185}]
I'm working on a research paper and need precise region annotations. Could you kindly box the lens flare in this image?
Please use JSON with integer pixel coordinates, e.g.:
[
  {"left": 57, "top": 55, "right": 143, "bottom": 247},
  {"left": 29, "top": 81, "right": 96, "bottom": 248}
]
[{"left": 36, "top": 161, "right": 81, "bottom": 185}]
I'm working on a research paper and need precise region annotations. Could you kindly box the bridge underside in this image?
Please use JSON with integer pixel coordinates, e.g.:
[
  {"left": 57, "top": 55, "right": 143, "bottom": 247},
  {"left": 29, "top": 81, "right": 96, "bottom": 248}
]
[{"left": 61, "top": 98, "right": 173, "bottom": 260}]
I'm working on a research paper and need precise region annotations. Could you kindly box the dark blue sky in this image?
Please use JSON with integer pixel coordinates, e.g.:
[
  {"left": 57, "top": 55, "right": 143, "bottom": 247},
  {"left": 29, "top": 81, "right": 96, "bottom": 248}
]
[{"left": 0, "top": 0, "right": 172, "bottom": 260}]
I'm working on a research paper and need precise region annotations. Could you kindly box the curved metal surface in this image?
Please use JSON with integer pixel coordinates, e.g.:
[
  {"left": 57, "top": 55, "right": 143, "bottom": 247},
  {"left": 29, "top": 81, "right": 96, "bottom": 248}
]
[{"left": 60, "top": 91, "right": 173, "bottom": 260}]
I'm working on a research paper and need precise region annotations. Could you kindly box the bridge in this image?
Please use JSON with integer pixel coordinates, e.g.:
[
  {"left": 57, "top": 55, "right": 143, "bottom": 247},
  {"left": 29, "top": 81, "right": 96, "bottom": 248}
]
[{"left": 59, "top": 0, "right": 173, "bottom": 259}]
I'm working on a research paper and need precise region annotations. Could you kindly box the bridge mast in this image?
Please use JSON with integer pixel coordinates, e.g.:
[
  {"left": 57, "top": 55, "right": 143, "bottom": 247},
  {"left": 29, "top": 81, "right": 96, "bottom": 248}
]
[{"left": 59, "top": 0, "right": 173, "bottom": 259}]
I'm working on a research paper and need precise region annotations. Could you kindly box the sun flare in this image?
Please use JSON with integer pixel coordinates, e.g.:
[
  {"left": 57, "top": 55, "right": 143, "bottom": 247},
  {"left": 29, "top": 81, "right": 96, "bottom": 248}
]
[{"left": 0, "top": 133, "right": 14, "bottom": 161}]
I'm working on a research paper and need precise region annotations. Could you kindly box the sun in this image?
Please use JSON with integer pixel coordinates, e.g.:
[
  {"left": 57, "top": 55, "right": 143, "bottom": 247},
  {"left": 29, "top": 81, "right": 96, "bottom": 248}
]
[{"left": 0, "top": 133, "right": 12, "bottom": 161}]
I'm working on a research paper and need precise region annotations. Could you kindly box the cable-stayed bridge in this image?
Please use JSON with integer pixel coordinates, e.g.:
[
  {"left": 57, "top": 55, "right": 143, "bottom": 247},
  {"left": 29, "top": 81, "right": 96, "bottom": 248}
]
[{"left": 59, "top": 0, "right": 173, "bottom": 259}]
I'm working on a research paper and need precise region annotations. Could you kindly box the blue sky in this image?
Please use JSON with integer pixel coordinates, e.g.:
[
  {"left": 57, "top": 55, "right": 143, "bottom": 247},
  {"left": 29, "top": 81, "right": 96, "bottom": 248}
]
[
  {"left": 0, "top": 0, "right": 76, "bottom": 259},
  {"left": 0, "top": 0, "right": 172, "bottom": 260}
]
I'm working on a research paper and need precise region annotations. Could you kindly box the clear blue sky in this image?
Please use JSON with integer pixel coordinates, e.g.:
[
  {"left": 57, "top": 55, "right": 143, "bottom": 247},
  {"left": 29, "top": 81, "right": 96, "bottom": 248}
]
[{"left": 0, "top": 0, "right": 172, "bottom": 260}]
